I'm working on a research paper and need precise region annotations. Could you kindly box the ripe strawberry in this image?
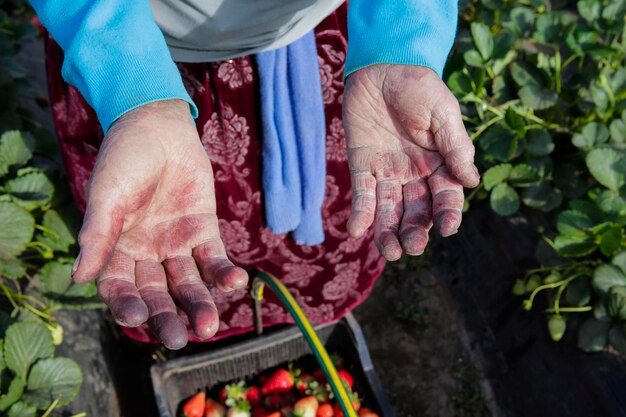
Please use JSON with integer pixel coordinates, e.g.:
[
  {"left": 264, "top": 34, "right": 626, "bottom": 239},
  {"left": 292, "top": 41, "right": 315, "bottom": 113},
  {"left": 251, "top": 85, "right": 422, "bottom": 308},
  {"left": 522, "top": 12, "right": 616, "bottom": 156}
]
[
  {"left": 205, "top": 398, "right": 226, "bottom": 417},
  {"left": 250, "top": 408, "right": 267, "bottom": 417},
  {"left": 183, "top": 392, "right": 206, "bottom": 417},
  {"left": 293, "top": 396, "right": 318, "bottom": 417},
  {"left": 246, "top": 386, "right": 262, "bottom": 407},
  {"left": 337, "top": 370, "right": 353, "bottom": 389},
  {"left": 261, "top": 369, "right": 295, "bottom": 395},
  {"left": 312, "top": 370, "right": 326, "bottom": 384},
  {"left": 264, "top": 394, "right": 287, "bottom": 410},
  {"left": 265, "top": 413, "right": 281, "bottom": 417},
  {"left": 316, "top": 403, "right": 334, "bottom": 417},
  {"left": 357, "top": 408, "right": 379, "bottom": 417}
]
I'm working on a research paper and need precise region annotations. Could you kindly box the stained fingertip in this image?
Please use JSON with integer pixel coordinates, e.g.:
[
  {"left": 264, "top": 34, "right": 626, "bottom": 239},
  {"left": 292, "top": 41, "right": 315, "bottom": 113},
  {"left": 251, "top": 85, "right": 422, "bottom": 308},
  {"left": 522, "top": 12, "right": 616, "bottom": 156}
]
[
  {"left": 435, "top": 210, "right": 462, "bottom": 237},
  {"left": 112, "top": 297, "right": 149, "bottom": 327},
  {"left": 150, "top": 312, "right": 188, "bottom": 350},
  {"left": 452, "top": 162, "right": 480, "bottom": 189},
  {"left": 400, "top": 227, "right": 429, "bottom": 256},
  {"left": 378, "top": 231, "right": 402, "bottom": 261},
  {"left": 183, "top": 301, "right": 219, "bottom": 340},
  {"left": 215, "top": 266, "right": 249, "bottom": 292}
]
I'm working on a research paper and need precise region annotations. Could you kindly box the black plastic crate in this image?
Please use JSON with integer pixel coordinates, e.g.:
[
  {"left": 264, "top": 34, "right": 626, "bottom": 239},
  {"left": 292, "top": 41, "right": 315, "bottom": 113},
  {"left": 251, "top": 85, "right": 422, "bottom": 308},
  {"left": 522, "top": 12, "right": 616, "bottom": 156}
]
[{"left": 151, "top": 313, "right": 395, "bottom": 417}]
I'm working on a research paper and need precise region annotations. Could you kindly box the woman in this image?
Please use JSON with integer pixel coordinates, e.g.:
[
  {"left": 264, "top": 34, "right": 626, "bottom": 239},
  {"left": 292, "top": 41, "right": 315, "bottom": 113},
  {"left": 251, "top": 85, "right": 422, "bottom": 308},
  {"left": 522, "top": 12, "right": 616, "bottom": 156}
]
[{"left": 33, "top": 0, "right": 478, "bottom": 349}]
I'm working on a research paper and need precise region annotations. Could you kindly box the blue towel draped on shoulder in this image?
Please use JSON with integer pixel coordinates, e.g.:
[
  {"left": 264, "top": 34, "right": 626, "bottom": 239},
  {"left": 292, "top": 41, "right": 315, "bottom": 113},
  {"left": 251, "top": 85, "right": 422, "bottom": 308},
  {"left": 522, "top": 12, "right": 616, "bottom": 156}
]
[{"left": 256, "top": 31, "right": 327, "bottom": 246}]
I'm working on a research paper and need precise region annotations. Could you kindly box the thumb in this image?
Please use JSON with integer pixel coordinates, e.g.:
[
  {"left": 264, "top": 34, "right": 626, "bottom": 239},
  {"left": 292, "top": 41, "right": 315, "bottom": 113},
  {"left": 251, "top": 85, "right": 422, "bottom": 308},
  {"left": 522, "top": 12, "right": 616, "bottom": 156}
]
[{"left": 72, "top": 193, "right": 124, "bottom": 284}]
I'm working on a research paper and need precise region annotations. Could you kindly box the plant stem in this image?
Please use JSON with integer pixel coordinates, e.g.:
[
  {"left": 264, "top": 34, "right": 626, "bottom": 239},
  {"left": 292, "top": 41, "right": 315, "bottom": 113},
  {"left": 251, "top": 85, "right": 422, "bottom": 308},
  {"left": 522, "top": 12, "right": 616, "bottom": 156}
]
[
  {"left": 41, "top": 398, "right": 60, "bottom": 417},
  {"left": 545, "top": 306, "right": 592, "bottom": 313}
]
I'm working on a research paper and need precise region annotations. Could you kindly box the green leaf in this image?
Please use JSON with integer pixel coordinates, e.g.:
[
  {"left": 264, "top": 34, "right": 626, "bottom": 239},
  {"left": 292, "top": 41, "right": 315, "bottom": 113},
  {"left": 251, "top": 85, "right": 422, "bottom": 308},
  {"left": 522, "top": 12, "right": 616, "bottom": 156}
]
[
  {"left": 0, "top": 131, "right": 34, "bottom": 177},
  {"left": 509, "top": 7, "right": 534, "bottom": 34},
  {"left": 607, "top": 285, "right": 626, "bottom": 318},
  {"left": 586, "top": 148, "right": 626, "bottom": 191},
  {"left": 565, "top": 277, "right": 591, "bottom": 307},
  {"left": 23, "top": 358, "right": 82, "bottom": 409},
  {"left": 595, "top": 189, "right": 626, "bottom": 215},
  {"left": 599, "top": 226, "right": 625, "bottom": 257},
  {"left": 471, "top": 22, "right": 494, "bottom": 61},
  {"left": 36, "top": 208, "right": 77, "bottom": 253},
  {"left": 39, "top": 261, "right": 73, "bottom": 297},
  {"left": 577, "top": 318, "right": 610, "bottom": 352},
  {"left": 5, "top": 172, "right": 54, "bottom": 211},
  {"left": 592, "top": 264, "right": 626, "bottom": 296},
  {"left": 610, "top": 117, "right": 626, "bottom": 148},
  {"left": 577, "top": 0, "right": 601, "bottom": 22},
  {"left": 0, "top": 259, "right": 26, "bottom": 280},
  {"left": 7, "top": 401, "right": 36, "bottom": 417},
  {"left": 609, "top": 325, "right": 626, "bottom": 355},
  {"left": 447, "top": 71, "right": 473, "bottom": 95},
  {"left": 463, "top": 50, "right": 484, "bottom": 67},
  {"left": 483, "top": 163, "right": 512, "bottom": 191},
  {"left": 572, "top": 123, "right": 610, "bottom": 150},
  {"left": 0, "top": 378, "right": 24, "bottom": 411},
  {"left": 521, "top": 183, "right": 563, "bottom": 212},
  {"left": 510, "top": 62, "right": 541, "bottom": 87},
  {"left": 528, "top": 156, "right": 554, "bottom": 177},
  {"left": 490, "top": 183, "right": 520, "bottom": 216},
  {"left": 553, "top": 234, "right": 596, "bottom": 257},
  {"left": 612, "top": 251, "right": 626, "bottom": 275},
  {"left": 505, "top": 107, "right": 525, "bottom": 132},
  {"left": 525, "top": 129, "right": 554, "bottom": 156},
  {"left": 478, "top": 123, "right": 518, "bottom": 162},
  {"left": 518, "top": 84, "right": 558, "bottom": 110},
  {"left": 4, "top": 322, "right": 54, "bottom": 380},
  {"left": 556, "top": 210, "right": 594, "bottom": 235},
  {"left": 0, "top": 202, "right": 34, "bottom": 258},
  {"left": 509, "top": 164, "right": 539, "bottom": 186}
]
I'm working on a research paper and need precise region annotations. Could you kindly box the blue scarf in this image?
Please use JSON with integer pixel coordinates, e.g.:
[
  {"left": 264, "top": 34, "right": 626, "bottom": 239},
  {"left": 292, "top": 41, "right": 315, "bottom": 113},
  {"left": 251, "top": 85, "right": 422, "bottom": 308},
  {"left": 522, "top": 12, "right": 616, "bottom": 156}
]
[{"left": 256, "top": 31, "right": 326, "bottom": 246}]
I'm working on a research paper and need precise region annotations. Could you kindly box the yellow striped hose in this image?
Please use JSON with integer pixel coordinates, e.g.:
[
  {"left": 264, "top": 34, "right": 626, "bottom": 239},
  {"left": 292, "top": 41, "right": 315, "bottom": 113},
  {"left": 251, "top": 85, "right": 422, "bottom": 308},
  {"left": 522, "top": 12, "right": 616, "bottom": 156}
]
[{"left": 252, "top": 271, "right": 358, "bottom": 417}]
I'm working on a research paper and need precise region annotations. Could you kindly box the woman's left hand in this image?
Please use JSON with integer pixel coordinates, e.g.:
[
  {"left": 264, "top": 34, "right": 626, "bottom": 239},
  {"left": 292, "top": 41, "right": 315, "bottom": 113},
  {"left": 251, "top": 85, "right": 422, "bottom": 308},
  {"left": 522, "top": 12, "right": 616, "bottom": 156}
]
[{"left": 343, "top": 64, "right": 480, "bottom": 260}]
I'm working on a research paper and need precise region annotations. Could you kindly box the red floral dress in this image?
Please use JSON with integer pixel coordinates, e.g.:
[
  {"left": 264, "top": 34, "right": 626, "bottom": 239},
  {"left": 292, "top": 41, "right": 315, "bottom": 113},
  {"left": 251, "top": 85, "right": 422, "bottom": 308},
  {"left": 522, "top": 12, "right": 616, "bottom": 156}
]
[{"left": 45, "top": 4, "right": 385, "bottom": 343}]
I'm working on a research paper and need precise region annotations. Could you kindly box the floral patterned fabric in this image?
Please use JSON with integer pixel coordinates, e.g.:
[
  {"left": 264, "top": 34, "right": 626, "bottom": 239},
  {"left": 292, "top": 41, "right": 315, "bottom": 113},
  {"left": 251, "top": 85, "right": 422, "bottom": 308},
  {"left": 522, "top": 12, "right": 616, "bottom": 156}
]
[{"left": 45, "top": 4, "right": 386, "bottom": 343}]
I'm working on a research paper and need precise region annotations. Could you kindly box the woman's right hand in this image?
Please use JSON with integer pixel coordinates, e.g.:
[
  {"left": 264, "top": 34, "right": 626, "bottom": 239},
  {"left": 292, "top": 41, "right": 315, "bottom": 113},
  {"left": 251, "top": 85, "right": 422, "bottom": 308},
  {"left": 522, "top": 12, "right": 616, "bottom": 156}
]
[{"left": 71, "top": 99, "right": 248, "bottom": 349}]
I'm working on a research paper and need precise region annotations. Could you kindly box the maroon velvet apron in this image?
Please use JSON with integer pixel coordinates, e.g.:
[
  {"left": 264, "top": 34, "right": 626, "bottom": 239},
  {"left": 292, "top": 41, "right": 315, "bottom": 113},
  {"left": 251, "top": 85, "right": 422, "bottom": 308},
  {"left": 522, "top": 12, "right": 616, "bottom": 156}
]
[{"left": 45, "top": 4, "right": 385, "bottom": 343}]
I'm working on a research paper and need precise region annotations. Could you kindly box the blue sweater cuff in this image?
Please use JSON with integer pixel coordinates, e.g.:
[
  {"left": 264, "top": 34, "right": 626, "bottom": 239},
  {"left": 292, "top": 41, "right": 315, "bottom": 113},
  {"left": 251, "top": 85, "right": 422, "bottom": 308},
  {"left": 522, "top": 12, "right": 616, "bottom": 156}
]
[
  {"left": 344, "top": 0, "right": 459, "bottom": 79},
  {"left": 31, "top": 0, "right": 198, "bottom": 133}
]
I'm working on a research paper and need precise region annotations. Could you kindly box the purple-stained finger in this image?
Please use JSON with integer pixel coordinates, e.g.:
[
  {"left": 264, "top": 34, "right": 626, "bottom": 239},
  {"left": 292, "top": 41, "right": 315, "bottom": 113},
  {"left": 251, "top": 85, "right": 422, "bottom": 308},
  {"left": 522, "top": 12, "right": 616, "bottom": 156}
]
[
  {"left": 135, "top": 259, "right": 188, "bottom": 350},
  {"left": 374, "top": 181, "right": 403, "bottom": 261},
  {"left": 428, "top": 166, "right": 465, "bottom": 237},
  {"left": 399, "top": 179, "right": 433, "bottom": 255},
  {"left": 97, "top": 251, "right": 148, "bottom": 327},
  {"left": 347, "top": 171, "right": 377, "bottom": 238},
  {"left": 73, "top": 200, "right": 124, "bottom": 284},
  {"left": 163, "top": 256, "right": 219, "bottom": 340},
  {"left": 192, "top": 239, "right": 248, "bottom": 292},
  {"left": 431, "top": 100, "right": 480, "bottom": 188}
]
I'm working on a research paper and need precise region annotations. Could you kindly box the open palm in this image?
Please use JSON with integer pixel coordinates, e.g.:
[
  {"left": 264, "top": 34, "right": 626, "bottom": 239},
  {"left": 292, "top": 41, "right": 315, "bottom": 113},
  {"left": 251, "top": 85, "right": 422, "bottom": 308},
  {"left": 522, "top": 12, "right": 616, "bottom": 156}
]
[
  {"left": 71, "top": 101, "right": 247, "bottom": 349},
  {"left": 343, "top": 64, "right": 479, "bottom": 260}
]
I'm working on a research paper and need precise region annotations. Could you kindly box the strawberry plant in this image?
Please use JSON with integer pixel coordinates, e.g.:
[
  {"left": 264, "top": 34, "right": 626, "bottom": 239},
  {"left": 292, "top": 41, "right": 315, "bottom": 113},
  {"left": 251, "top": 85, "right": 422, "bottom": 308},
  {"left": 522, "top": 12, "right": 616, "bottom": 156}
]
[
  {"left": 447, "top": 0, "right": 626, "bottom": 352},
  {"left": 0, "top": 1, "right": 99, "bottom": 415}
]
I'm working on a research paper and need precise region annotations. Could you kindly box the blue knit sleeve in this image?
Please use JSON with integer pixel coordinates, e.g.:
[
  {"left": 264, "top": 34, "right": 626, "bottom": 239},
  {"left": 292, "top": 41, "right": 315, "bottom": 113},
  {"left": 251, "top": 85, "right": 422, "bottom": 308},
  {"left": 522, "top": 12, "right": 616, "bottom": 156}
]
[
  {"left": 29, "top": 0, "right": 198, "bottom": 132},
  {"left": 344, "top": 0, "right": 458, "bottom": 79}
]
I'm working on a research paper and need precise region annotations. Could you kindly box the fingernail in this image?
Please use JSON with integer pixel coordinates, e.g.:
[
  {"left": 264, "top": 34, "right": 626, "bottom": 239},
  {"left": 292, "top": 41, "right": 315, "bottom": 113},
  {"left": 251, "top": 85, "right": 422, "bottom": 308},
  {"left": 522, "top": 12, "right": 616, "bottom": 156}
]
[{"left": 71, "top": 252, "right": 81, "bottom": 277}]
